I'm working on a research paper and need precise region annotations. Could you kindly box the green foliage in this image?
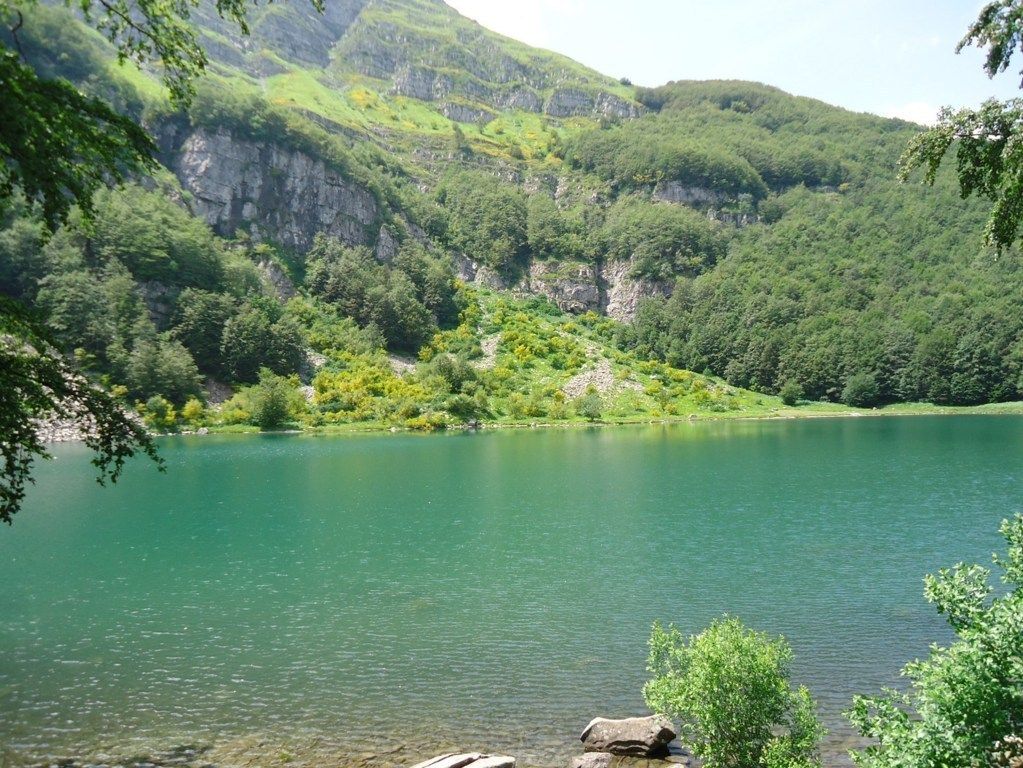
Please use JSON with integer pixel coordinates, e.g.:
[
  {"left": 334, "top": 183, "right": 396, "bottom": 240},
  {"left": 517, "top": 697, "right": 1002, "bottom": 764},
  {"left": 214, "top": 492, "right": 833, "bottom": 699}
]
[
  {"left": 842, "top": 372, "right": 879, "bottom": 407},
  {"left": 566, "top": 124, "right": 769, "bottom": 198},
  {"left": 436, "top": 170, "right": 527, "bottom": 271},
  {"left": 312, "top": 353, "right": 433, "bottom": 425},
  {"left": 250, "top": 368, "right": 297, "bottom": 430},
  {"left": 0, "top": 47, "right": 154, "bottom": 228},
  {"left": 220, "top": 303, "right": 305, "bottom": 383},
  {"left": 123, "top": 333, "right": 202, "bottom": 405},
  {"left": 305, "top": 236, "right": 450, "bottom": 353},
  {"left": 901, "top": 97, "right": 1023, "bottom": 250},
  {"left": 87, "top": 185, "right": 224, "bottom": 288},
  {"left": 621, "top": 179, "right": 1023, "bottom": 405},
  {"left": 898, "top": 1, "right": 1023, "bottom": 249},
  {"left": 141, "top": 394, "right": 176, "bottom": 430},
  {"left": 526, "top": 195, "right": 586, "bottom": 261},
  {"left": 779, "top": 379, "right": 803, "bottom": 406},
  {"left": 173, "top": 289, "right": 237, "bottom": 374},
  {"left": 848, "top": 514, "right": 1023, "bottom": 768},
  {"left": 573, "top": 385, "right": 603, "bottom": 422},
  {"left": 596, "top": 196, "right": 728, "bottom": 280},
  {"left": 645, "top": 617, "right": 825, "bottom": 768},
  {"left": 181, "top": 396, "right": 205, "bottom": 426}
]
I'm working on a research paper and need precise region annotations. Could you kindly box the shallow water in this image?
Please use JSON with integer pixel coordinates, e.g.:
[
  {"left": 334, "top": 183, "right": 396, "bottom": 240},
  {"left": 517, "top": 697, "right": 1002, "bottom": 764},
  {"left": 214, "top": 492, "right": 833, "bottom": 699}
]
[{"left": 2, "top": 417, "right": 1021, "bottom": 766}]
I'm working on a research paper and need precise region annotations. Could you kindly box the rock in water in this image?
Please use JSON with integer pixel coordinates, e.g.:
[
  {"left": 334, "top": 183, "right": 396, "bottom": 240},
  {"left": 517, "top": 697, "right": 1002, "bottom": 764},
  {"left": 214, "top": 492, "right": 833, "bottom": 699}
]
[
  {"left": 569, "top": 754, "right": 613, "bottom": 768},
  {"left": 410, "top": 754, "right": 515, "bottom": 768},
  {"left": 580, "top": 715, "right": 676, "bottom": 757}
]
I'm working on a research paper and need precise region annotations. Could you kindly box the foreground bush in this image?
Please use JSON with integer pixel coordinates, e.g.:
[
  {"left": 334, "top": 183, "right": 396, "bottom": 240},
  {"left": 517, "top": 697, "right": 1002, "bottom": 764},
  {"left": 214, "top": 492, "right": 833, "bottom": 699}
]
[
  {"left": 848, "top": 514, "right": 1023, "bottom": 768},
  {"left": 644, "top": 616, "right": 824, "bottom": 768}
]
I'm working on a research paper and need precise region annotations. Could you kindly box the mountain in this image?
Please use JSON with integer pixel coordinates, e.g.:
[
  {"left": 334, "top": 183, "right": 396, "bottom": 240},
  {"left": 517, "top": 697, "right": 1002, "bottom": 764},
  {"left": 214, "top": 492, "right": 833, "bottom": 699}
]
[{"left": 4, "top": 0, "right": 1023, "bottom": 428}]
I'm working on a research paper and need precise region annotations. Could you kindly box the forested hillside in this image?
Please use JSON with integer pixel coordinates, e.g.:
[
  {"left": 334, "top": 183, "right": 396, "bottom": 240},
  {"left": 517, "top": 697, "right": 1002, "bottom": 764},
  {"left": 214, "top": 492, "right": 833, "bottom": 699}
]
[{"left": 3, "top": 0, "right": 1021, "bottom": 434}]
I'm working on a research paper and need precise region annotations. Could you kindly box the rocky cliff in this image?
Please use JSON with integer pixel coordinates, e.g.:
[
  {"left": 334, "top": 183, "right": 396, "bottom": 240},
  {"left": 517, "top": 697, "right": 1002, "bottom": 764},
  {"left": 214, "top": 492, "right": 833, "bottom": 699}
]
[
  {"left": 455, "top": 255, "right": 673, "bottom": 321},
  {"left": 165, "top": 127, "right": 380, "bottom": 252}
]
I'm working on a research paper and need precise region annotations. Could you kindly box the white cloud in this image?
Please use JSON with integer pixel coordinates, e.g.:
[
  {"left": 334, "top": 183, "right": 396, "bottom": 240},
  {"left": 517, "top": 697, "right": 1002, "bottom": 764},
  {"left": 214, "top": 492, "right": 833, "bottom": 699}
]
[{"left": 881, "top": 101, "right": 939, "bottom": 125}]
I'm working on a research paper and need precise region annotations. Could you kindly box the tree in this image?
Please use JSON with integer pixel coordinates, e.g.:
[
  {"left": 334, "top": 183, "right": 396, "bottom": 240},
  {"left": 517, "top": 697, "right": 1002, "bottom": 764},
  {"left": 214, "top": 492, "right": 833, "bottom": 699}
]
[
  {"left": 220, "top": 304, "right": 305, "bottom": 384},
  {"left": 899, "top": 0, "right": 1023, "bottom": 250},
  {"left": 123, "top": 334, "right": 202, "bottom": 405},
  {"left": 172, "top": 289, "right": 237, "bottom": 374},
  {"left": 644, "top": 617, "right": 825, "bottom": 768},
  {"left": 848, "top": 514, "right": 1023, "bottom": 767},
  {"left": 0, "top": 0, "right": 320, "bottom": 523},
  {"left": 842, "top": 371, "right": 880, "bottom": 408},
  {"left": 250, "top": 368, "right": 295, "bottom": 430}
]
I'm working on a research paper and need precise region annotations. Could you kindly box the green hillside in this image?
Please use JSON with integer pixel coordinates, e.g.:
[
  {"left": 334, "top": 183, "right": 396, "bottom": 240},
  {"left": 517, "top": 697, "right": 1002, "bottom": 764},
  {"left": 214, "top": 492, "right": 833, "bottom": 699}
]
[{"left": 3, "top": 0, "right": 1022, "bottom": 434}]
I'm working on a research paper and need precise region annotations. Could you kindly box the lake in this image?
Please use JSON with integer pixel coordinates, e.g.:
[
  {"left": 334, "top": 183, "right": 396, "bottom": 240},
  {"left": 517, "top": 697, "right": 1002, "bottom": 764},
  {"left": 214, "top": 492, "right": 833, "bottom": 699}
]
[{"left": 1, "top": 416, "right": 1021, "bottom": 766}]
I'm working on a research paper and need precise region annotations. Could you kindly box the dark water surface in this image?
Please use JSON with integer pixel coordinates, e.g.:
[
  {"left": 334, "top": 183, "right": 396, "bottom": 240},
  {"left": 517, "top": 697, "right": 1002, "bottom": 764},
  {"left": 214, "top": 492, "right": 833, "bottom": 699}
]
[{"left": 2, "top": 417, "right": 1021, "bottom": 765}]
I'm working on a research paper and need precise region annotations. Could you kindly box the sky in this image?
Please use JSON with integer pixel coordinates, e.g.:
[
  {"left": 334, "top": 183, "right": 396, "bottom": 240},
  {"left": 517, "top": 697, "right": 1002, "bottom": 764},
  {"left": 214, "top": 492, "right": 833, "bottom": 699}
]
[{"left": 444, "top": 0, "right": 1020, "bottom": 124}]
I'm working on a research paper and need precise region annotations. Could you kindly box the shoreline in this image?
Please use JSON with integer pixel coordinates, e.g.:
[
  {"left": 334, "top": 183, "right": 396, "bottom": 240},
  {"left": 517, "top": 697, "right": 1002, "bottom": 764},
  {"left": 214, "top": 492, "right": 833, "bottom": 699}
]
[
  {"left": 38, "top": 400, "right": 1023, "bottom": 444},
  {"left": 181, "top": 400, "right": 1023, "bottom": 438}
]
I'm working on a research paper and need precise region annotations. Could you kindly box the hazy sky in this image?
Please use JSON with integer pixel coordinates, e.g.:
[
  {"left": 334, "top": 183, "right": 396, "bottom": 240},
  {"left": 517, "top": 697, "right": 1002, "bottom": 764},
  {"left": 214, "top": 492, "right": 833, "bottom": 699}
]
[{"left": 445, "top": 0, "right": 1020, "bottom": 124}]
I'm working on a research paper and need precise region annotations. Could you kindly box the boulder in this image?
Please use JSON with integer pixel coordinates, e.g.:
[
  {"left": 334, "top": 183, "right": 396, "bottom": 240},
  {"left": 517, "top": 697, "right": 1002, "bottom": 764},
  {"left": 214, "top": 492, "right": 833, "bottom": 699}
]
[
  {"left": 580, "top": 716, "right": 676, "bottom": 757},
  {"left": 410, "top": 754, "right": 515, "bottom": 768}
]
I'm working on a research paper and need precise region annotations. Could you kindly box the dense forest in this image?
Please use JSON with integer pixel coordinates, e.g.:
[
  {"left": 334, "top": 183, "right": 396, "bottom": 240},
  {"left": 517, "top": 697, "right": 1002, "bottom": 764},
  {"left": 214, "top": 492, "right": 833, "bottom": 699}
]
[{"left": 3, "top": 0, "right": 1022, "bottom": 438}]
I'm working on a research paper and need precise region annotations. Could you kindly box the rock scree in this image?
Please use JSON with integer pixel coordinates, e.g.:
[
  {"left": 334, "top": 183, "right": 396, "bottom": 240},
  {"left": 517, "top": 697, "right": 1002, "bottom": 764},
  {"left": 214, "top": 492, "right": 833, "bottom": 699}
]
[{"left": 580, "top": 716, "right": 676, "bottom": 758}]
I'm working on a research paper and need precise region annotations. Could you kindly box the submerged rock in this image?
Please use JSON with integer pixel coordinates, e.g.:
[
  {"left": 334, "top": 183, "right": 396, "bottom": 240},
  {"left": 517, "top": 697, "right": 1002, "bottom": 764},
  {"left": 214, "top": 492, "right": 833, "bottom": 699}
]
[
  {"left": 570, "top": 754, "right": 613, "bottom": 768},
  {"left": 409, "top": 755, "right": 515, "bottom": 768},
  {"left": 580, "top": 716, "right": 676, "bottom": 757}
]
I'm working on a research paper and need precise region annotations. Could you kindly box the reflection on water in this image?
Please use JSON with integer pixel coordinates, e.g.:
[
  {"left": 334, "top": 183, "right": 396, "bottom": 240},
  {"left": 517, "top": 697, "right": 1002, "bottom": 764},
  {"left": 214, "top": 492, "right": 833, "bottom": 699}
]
[{"left": 1, "top": 417, "right": 1020, "bottom": 766}]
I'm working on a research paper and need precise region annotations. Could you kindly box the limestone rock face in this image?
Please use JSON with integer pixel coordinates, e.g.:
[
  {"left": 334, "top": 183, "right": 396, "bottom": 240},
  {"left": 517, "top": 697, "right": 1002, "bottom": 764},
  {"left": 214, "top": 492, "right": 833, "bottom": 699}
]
[
  {"left": 527, "top": 260, "right": 601, "bottom": 314},
  {"left": 171, "top": 128, "right": 379, "bottom": 252},
  {"left": 580, "top": 716, "right": 676, "bottom": 758},
  {"left": 651, "top": 182, "right": 725, "bottom": 207},
  {"left": 442, "top": 102, "right": 496, "bottom": 125},
  {"left": 257, "top": 260, "right": 297, "bottom": 301},
  {"left": 600, "top": 260, "right": 674, "bottom": 322}
]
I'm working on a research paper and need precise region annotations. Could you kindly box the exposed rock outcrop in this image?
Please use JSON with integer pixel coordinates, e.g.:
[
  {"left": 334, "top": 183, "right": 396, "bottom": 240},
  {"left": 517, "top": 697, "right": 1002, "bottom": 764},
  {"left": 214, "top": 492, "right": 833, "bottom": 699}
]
[
  {"left": 600, "top": 260, "right": 674, "bottom": 322},
  {"left": 257, "top": 260, "right": 297, "bottom": 301},
  {"left": 442, "top": 102, "right": 496, "bottom": 125},
  {"left": 580, "top": 716, "right": 676, "bottom": 758},
  {"left": 651, "top": 182, "right": 725, "bottom": 207},
  {"left": 526, "top": 261, "right": 601, "bottom": 313},
  {"left": 170, "top": 128, "right": 379, "bottom": 252}
]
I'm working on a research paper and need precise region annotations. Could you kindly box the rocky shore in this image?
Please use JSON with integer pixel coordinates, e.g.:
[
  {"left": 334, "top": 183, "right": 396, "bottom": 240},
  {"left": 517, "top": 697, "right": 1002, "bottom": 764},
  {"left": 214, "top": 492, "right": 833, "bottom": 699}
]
[{"left": 17, "top": 717, "right": 697, "bottom": 768}]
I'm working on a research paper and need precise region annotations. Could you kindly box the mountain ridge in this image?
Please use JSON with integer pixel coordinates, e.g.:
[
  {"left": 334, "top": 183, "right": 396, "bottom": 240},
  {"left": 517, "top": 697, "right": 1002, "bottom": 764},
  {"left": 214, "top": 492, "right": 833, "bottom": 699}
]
[{"left": 6, "top": 0, "right": 1023, "bottom": 424}]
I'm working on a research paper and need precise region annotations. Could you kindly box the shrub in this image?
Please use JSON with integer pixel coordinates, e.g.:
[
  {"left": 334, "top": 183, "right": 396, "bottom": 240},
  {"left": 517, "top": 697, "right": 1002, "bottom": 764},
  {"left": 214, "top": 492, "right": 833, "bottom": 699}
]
[
  {"left": 574, "top": 385, "right": 603, "bottom": 422},
  {"left": 842, "top": 372, "right": 880, "bottom": 407},
  {"left": 181, "top": 396, "right": 206, "bottom": 427},
  {"left": 250, "top": 368, "right": 297, "bottom": 430},
  {"left": 141, "top": 395, "right": 176, "bottom": 431},
  {"left": 848, "top": 514, "right": 1023, "bottom": 768},
  {"left": 644, "top": 616, "right": 825, "bottom": 768},
  {"left": 779, "top": 379, "right": 803, "bottom": 406}
]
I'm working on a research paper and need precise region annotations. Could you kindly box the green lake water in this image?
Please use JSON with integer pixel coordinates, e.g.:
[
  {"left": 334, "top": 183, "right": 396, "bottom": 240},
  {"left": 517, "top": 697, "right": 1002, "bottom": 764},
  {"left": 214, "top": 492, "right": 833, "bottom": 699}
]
[{"left": 2, "top": 416, "right": 1021, "bottom": 766}]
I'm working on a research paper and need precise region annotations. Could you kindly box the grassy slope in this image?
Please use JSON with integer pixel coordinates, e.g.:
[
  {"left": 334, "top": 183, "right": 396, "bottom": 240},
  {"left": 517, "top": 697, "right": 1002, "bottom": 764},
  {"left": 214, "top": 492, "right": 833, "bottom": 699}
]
[{"left": 210, "top": 287, "right": 1023, "bottom": 438}]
